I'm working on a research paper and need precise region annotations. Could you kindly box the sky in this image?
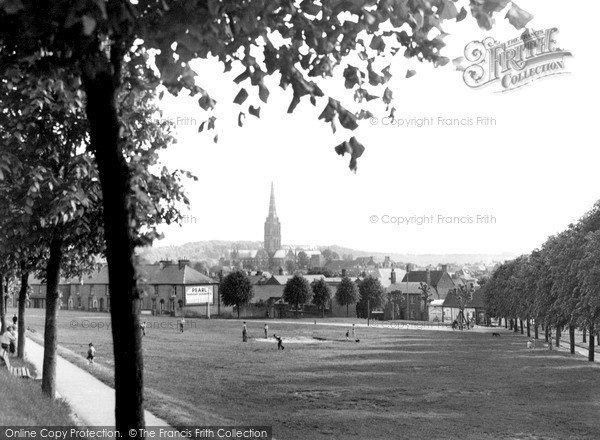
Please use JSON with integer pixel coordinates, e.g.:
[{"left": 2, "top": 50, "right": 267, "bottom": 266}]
[{"left": 152, "top": 0, "right": 600, "bottom": 257}]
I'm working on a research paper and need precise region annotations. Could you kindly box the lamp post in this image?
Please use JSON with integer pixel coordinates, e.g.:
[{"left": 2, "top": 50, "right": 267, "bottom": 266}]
[
  {"left": 406, "top": 264, "right": 410, "bottom": 321},
  {"left": 218, "top": 270, "right": 223, "bottom": 317}
]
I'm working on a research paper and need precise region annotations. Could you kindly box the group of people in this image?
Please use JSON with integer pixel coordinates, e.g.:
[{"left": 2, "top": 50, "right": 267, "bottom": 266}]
[
  {"left": 451, "top": 318, "right": 476, "bottom": 330},
  {"left": 241, "top": 321, "right": 285, "bottom": 349},
  {"left": 1, "top": 314, "right": 18, "bottom": 355}
]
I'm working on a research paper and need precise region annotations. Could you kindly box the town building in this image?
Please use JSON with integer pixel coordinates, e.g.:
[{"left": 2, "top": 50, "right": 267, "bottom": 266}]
[
  {"left": 27, "top": 260, "right": 219, "bottom": 317},
  {"left": 264, "top": 182, "right": 281, "bottom": 257},
  {"left": 229, "top": 184, "right": 321, "bottom": 272},
  {"left": 399, "top": 264, "right": 456, "bottom": 300},
  {"left": 441, "top": 288, "right": 488, "bottom": 325}
]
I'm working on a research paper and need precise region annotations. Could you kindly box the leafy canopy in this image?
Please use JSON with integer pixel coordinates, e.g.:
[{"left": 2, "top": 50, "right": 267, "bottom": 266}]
[
  {"left": 283, "top": 274, "right": 312, "bottom": 309},
  {"left": 0, "top": 0, "right": 533, "bottom": 171}
]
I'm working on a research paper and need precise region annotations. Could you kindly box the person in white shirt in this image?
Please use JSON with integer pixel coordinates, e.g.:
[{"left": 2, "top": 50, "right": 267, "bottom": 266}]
[
  {"left": 1, "top": 329, "right": 11, "bottom": 352},
  {"left": 87, "top": 342, "right": 96, "bottom": 364}
]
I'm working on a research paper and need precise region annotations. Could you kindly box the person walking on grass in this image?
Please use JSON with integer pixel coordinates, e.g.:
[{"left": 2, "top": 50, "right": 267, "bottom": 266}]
[
  {"left": 179, "top": 317, "right": 185, "bottom": 333},
  {"left": 87, "top": 343, "right": 96, "bottom": 365},
  {"left": 140, "top": 320, "right": 147, "bottom": 336},
  {"left": 242, "top": 321, "right": 248, "bottom": 342},
  {"left": 352, "top": 324, "right": 356, "bottom": 339},
  {"left": 12, "top": 314, "right": 17, "bottom": 327},
  {"left": 264, "top": 323, "right": 268, "bottom": 339}
]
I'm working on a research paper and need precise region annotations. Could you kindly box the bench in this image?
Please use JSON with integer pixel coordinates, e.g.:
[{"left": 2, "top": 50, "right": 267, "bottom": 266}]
[{"left": 0, "top": 348, "right": 32, "bottom": 379}]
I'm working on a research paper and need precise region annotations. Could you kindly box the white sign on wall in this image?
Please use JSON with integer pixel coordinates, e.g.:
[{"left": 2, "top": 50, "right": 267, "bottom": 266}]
[{"left": 185, "top": 285, "right": 214, "bottom": 305}]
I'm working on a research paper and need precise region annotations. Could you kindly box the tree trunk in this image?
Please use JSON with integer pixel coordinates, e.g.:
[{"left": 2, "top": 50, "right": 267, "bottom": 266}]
[
  {"left": 555, "top": 326, "right": 560, "bottom": 347},
  {"left": 17, "top": 264, "right": 29, "bottom": 359},
  {"left": 346, "top": 304, "right": 349, "bottom": 318},
  {"left": 504, "top": 318, "right": 507, "bottom": 329},
  {"left": 526, "top": 319, "right": 530, "bottom": 337},
  {"left": 569, "top": 325, "right": 575, "bottom": 354},
  {"left": 42, "top": 233, "right": 64, "bottom": 398},
  {"left": 588, "top": 322, "right": 595, "bottom": 362},
  {"left": 0, "top": 273, "right": 6, "bottom": 334},
  {"left": 583, "top": 328, "right": 586, "bottom": 343},
  {"left": 534, "top": 321, "right": 538, "bottom": 340},
  {"left": 83, "top": 61, "right": 144, "bottom": 430},
  {"left": 519, "top": 319, "right": 523, "bottom": 334},
  {"left": 514, "top": 319, "right": 518, "bottom": 333},
  {"left": 544, "top": 326, "right": 549, "bottom": 343},
  {"left": 509, "top": 319, "right": 513, "bottom": 330}
]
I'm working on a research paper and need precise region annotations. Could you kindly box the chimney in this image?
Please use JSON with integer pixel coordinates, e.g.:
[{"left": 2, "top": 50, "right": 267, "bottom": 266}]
[
  {"left": 178, "top": 259, "right": 190, "bottom": 270},
  {"left": 441, "top": 264, "right": 448, "bottom": 274},
  {"left": 390, "top": 267, "right": 396, "bottom": 284},
  {"left": 342, "top": 268, "right": 347, "bottom": 278}
]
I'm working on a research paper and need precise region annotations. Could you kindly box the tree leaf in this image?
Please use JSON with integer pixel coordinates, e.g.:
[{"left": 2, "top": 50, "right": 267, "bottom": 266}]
[
  {"left": 334, "top": 137, "right": 365, "bottom": 172},
  {"left": 286, "top": 93, "right": 300, "bottom": 113},
  {"left": 233, "top": 88, "right": 248, "bottom": 105},
  {"left": 234, "top": 69, "right": 251, "bottom": 84},
  {"left": 505, "top": 3, "right": 534, "bottom": 30},
  {"left": 338, "top": 107, "right": 358, "bottom": 130},
  {"left": 343, "top": 65, "right": 361, "bottom": 89},
  {"left": 383, "top": 87, "right": 393, "bottom": 105},
  {"left": 198, "top": 93, "right": 216, "bottom": 111},
  {"left": 258, "top": 83, "right": 270, "bottom": 103},
  {"left": 207, "top": 116, "right": 216, "bottom": 130},
  {"left": 369, "top": 35, "right": 385, "bottom": 52},
  {"left": 439, "top": 0, "right": 458, "bottom": 20},
  {"left": 248, "top": 105, "right": 261, "bottom": 118}
]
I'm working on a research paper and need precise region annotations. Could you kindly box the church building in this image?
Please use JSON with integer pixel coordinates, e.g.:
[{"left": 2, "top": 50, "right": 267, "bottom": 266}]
[{"left": 264, "top": 182, "right": 281, "bottom": 258}]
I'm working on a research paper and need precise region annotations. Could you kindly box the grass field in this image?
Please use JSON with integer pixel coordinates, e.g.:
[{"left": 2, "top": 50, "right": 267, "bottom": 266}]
[
  {"left": 0, "top": 368, "right": 75, "bottom": 425},
  {"left": 16, "top": 308, "right": 600, "bottom": 440}
]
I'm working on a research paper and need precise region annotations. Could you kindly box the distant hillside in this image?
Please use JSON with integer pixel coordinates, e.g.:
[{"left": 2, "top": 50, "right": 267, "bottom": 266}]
[
  {"left": 322, "top": 244, "right": 515, "bottom": 266},
  {"left": 137, "top": 240, "right": 515, "bottom": 267},
  {"left": 137, "top": 240, "right": 263, "bottom": 265}
]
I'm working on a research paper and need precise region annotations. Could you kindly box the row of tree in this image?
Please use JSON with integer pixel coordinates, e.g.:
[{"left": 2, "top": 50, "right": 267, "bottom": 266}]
[
  {"left": 482, "top": 202, "right": 600, "bottom": 361},
  {"left": 0, "top": 65, "right": 192, "bottom": 399},
  {"left": 220, "top": 270, "right": 437, "bottom": 320}
]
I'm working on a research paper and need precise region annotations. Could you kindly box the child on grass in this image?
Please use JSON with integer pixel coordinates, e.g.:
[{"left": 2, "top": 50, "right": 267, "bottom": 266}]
[
  {"left": 274, "top": 334, "right": 284, "bottom": 350},
  {"left": 87, "top": 343, "right": 96, "bottom": 364}
]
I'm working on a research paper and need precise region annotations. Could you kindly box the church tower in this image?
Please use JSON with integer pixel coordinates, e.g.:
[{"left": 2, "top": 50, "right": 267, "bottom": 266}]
[{"left": 264, "top": 182, "right": 281, "bottom": 255}]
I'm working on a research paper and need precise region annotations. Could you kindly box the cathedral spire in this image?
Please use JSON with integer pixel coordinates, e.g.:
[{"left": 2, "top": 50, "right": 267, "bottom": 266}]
[
  {"left": 264, "top": 182, "right": 281, "bottom": 255},
  {"left": 268, "top": 181, "right": 277, "bottom": 218}
]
